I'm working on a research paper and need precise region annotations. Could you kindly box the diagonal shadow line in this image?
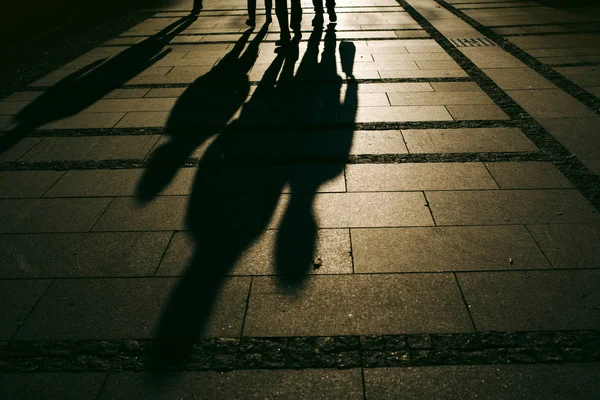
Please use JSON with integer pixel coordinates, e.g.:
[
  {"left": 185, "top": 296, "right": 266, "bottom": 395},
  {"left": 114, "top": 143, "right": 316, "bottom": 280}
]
[{"left": 0, "top": 15, "right": 198, "bottom": 155}]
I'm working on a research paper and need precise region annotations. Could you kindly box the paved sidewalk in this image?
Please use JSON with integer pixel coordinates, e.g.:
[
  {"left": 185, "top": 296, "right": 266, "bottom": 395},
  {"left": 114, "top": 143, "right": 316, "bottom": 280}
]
[{"left": 1, "top": 0, "right": 599, "bottom": 398}]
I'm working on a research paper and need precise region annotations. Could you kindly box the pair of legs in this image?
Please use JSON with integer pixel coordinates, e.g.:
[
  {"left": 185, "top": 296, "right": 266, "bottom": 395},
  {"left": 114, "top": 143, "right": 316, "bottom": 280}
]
[
  {"left": 313, "top": 0, "right": 336, "bottom": 21},
  {"left": 247, "top": 0, "right": 273, "bottom": 26}
]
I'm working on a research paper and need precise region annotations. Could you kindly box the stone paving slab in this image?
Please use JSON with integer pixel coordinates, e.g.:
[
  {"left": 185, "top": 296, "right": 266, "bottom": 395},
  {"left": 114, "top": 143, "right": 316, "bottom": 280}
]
[
  {"left": 244, "top": 274, "right": 473, "bottom": 336},
  {"left": 527, "top": 224, "right": 600, "bottom": 269},
  {"left": 387, "top": 91, "right": 494, "bottom": 106},
  {"left": 537, "top": 117, "right": 600, "bottom": 161},
  {"left": 345, "top": 163, "right": 498, "bottom": 191},
  {"left": 0, "top": 232, "right": 172, "bottom": 279},
  {"left": 482, "top": 67, "right": 557, "bottom": 90},
  {"left": 427, "top": 189, "right": 600, "bottom": 225},
  {"left": 484, "top": 162, "right": 574, "bottom": 189},
  {"left": 0, "top": 198, "right": 112, "bottom": 233},
  {"left": 0, "top": 171, "right": 65, "bottom": 198},
  {"left": 99, "top": 369, "right": 363, "bottom": 400},
  {"left": 0, "top": 138, "right": 42, "bottom": 162},
  {"left": 0, "top": 280, "right": 51, "bottom": 340},
  {"left": 351, "top": 225, "right": 549, "bottom": 273},
  {"left": 364, "top": 364, "right": 600, "bottom": 400},
  {"left": 0, "top": 373, "right": 107, "bottom": 400},
  {"left": 457, "top": 270, "right": 600, "bottom": 331},
  {"left": 506, "top": 89, "right": 598, "bottom": 118},
  {"left": 15, "top": 277, "right": 251, "bottom": 340}
]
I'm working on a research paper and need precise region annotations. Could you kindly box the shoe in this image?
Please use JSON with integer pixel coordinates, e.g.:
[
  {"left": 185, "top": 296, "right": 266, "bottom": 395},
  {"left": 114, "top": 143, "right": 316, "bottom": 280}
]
[
  {"left": 328, "top": 9, "right": 337, "bottom": 23},
  {"left": 245, "top": 18, "right": 256, "bottom": 27}
]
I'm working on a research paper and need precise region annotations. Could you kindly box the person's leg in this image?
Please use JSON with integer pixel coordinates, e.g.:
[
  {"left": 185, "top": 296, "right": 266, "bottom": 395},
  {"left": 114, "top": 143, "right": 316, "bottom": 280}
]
[
  {"left": 247, "top": 0, "right": 257, "bottom": 26},
  {"left": 275, "top": 0, "right": 290, "bottom": 43},
  {"left": 312, "top": 0, "right": 324, "bottom": 13},
  {"left": 192, "top": 0, "right": 203, "bottom": 15},
  {"left": 265, "top": 0, "right": 273, "bottom": 22},
  {"left": 290, "top": 0, "right": 302, "bottom": 34},
  {"left": 326, "top": 0, "right": 336, "bottom": 22}
]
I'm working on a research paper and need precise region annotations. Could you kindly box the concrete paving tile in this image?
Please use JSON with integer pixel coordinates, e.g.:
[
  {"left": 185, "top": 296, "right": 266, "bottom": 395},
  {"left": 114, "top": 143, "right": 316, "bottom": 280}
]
[
  {"left": 0, "top": 373, "right": 107, "bottom": 400},
  {"left": 355, "top": 83, "right": 434, "bottom": 93},
  {"left": 446, "top": 104, "right": 509, "bottom": 120},
  {"left": 93, "top": 196, "right": 188, "bottom": 231},
  {"left": 537, "top": 117, "right": 600, "bottom": 160},
  {"left": 483, "top": 67, "right": 557, "bottom": 90},
  {"left": 99, "top": 370, "right": 363, "bottom": 400},
  {"left": 346, "top": 163, "right": 497, "bottom": 191},
  {"left": 270, "top": 192, "right": 434, "bottom": 228},
  {"left": 527, "top": 224, "right": 600, "bottom": 269},
  {"left": 0, "top": 232, "right": 172, "bottom": 278},
  {"left": 0, "top": 101, "right": 29, "bottom": 115},
  {"left": 0, "top": 171, "right": 64, "bottom": 198},
  {"left": 144, "top": 88, "right": 186, "bottom": 98},
  {"left": 457, "top": 270, "right": 600, "bottom": 331},
  {"left": 16, "top": 277, "right": 250, "bottom": 339},
  {"left": 244, "top": 274, "right": 473, "bottom": 336},
  {"left": 104, "top": 88, "right": 150, "bottom": 99},
  {"left": 364, "top": 364, "right": 600, "bottom": 400},
  {"left": 352, "top": 226, "right": 549, "bottom": 273},
  {"left": 20, "top": 136, "right": 160, "bottom": 161},
  {"left": 39, "top": 112, "right": 126, "bottom": 129},
  {"left": 0, "top": 198, "right": 112, "bottom": 233},
  {"left": 157, "top": 229, "right": 352, "bottom": 276},
  {"left": 351, "top": 106, "right": 453, "bottom": 122},
  {"left": 429, "top": 82, "right": 481, "bottom": 92},
  {"left": 45, "top": 169, "right": 146, "bottom": 197},
  {"left": 403, "top": 128, "right": 537, "bottom": 153},
  {"left": 379, "top": 69, "right": 468, "bottom": 79},
  {"left": 84, "top": 98, "right": 177, "bottom": 113},
  {"left": 0, "top": 138, "right": 42, "bottom": 162},
  {"left": 414, "top": 60, "right": 462, "bottom": 70},
  {"left": 388, "top": 91, "right": 494, "bottom": 106},
  {"left": 0, "top": 115, "right": 12, "bottom": 129},
  {"left": 459, "top": 47, "right": 527, "bottom": 68},
  {"left": 372, "top": 53, "right": 451, "bottom": 62},
  {"left": 115, "top": 111, "right": 170, "bottom": 127},
  {"left": 427, "top": 189, "right": 600, "bottom": 225},
  {"left": 3, "top": 91, "right": 44, "bottom": 102},
  {"left": 507, "top": 89, "right": 597, "bottom": 118},
  {"left": 582, "top": 159, "right": 600, "bottom": 175},
  {"left": 0, "top": 280, "right": 51, "bottom": 339},
  {"left": 351, "top": 130, "right": 408, "bottom": 154},
  {"left": 485, "top": 161, "right": 574, "bottom": 189}
]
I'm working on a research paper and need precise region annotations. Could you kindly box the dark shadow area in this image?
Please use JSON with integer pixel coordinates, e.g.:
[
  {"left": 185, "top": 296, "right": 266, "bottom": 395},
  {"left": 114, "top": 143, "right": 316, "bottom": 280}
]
[
  {"left": 0, "top": 15, "right": 197, "bottom": 156},
  {"left": 137, "top": 20, "right": 358, "bottom": 372},
  {"left": 535, "top": 0, "right": 599, "bottom": 8}
]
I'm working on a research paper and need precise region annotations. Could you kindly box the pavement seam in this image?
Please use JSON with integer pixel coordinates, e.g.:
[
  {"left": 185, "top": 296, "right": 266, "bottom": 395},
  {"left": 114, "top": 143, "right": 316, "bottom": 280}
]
[
  {"left": 452, "top": 273, "right": 478, "bottom": 333},
  {"left": 153, "top": 231, "right": 176, "bottom": 277}
]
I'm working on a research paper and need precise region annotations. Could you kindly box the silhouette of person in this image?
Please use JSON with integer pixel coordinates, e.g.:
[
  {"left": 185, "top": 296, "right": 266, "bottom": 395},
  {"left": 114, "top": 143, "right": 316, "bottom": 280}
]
[
  {"left": 192, "top": 0, "right": 202, "bottom": 15},
  {"left": 313, "top": 0, "right": 337, "bottom": 23},
  {"left": 274, "top": 0, "right": 291, "bottom": 46},
  {"left": 247, "top": 0, "right": 273, "bottom": 26},
  {"left": 0, "top": 16, "right": 197, "bottom": 156}
]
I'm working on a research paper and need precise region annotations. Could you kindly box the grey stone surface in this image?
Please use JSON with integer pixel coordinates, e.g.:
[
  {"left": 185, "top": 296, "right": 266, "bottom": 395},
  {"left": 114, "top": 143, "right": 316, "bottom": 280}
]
[
  {"left": 429, "top": 82, "right": 481, "bottom": 92},
  {"left": 93, "top": 197, "right": 188, "bottom": 231},
  {"left": 527, "top": 224, "right": 600, "bottom": 268},
  {"left": 0, "top": 280, "right": 51, "bottom": 339},
  {"left": 158, "top": 229, "right": 352, "bottom": 276},
  {"left": 484, "top": 162, "right": 574, "bottom": 189},
  {"left": 507, "top": 89, "right": 597, "bottom": 118},
  {"left": 99, "top": 369, "right": 363, "bottom": 400},
  {"left": 0, "top": 198, "right": 112, "bottom": 233},
  {"left": 351, "top": 226, "right": 549, "bottom": 273},
  {"left": 457, "top": 270, "right": 600, "bottom": 331},
  {"left": 387, "top": 91, "right": 494, "bottom": 106},
  {"left": 0, "top": 171, "right": 64, "bottom": 198},
  {"left": 19, "top": 136, "right": 161, "bottom": 162},
  {"left": 351, "top": 130, "right": 408, "bottom": 154},
  {"left": 427, "top": 189, "right": 600, "bottom": 225},
  {"left": 40, "top": 113, "right": 127, "bottom": 130},
  {"left": 0, "top": 138, "right": 42, "bottom": 162},
  {"left": 244, "top": 274, "right": 473, "bottom": 336},
  {"left": 0, "top": 232, "right": 172, "bottom": 278},
  {"left": 459, "top": 47, "right": 527, "bottom": 68},
  {"left": 15, "top": 277, "right": 250, "bottom": 340},
  {"left": 537, "top": 117, "right": 600, "bottom": 160},
  {"left": 350, "top": 105, "right": 453, "bottom": 123},
  {"left": 403, "top": 128, "right": 538, "bottom": 153},
  {"left": 483, "top": 67, "right": 557, "bottom": 90},
  {"left": 346, "top": 163, "right": 498, "bottom": 191},
  {"left": 446, "top": 105, "right": 509, "bottom": 120},
  {"left": 0, "top": 373, "right": 107, "bottom": 400},
  {"left": 364, "top": 364, "right": 600, "bottom": 400}
]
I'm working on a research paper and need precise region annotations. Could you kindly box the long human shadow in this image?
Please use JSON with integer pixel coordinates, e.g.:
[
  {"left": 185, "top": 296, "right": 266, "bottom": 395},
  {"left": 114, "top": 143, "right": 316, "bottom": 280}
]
[
  {"left": 144, "top": 21, "right": 358, "bottom": 367},
  {"left": 0, "top": 15, "right": 197, "bottom": 155}
]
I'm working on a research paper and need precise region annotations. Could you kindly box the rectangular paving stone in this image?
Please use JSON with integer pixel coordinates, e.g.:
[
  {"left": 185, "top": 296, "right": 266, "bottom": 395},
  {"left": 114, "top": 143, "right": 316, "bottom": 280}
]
[
  {"left": 270, "top": 192, "right": 434, "bottom": 228},
  {"left": 39, "top": 112, "right": 127, "bottom": 130},
  {"left": 157, "top": 229, "right": 352, "bottom": 276},
  {"left": 15, "top": 277, "right": 250, "bottom": 340},
  {"left": 0, "top": 232, "right": 172, "bottom": 278},
  {"left": 99, "top": 370, "right": 363, "bottom": 400},
  {"left": 459, "top": 47, "right": 527, "bottom": 68},
  {"left": 0, "top": 171, "right": 64, "bottom": 198},
  {"left": 0, "top": 198, "right": 112, "bottom": 233},
  {"left": 352, "top": 226, "right": 549, "bottom": 273},
  {"left": 0, "top": 115, "right": 12, "bottom": 129},
  {"left": 346, "top": 163, "right": 497, "bottom": 191},
  {"left": 402, "top": 128, "right": 538, "bottom": 153},
  {"left": 483, "top": 67, "right": 557, "bottom": 90},
  {"left": 0, "top": 373, "right": 107, "bottom": 400},
  {"left": 84, "top": 98, "right": 177, "bottom": 113},
  {"left": 372, "top": 53, "right": 452, "bottom": 62},
  {"left": 427, "top": 189, "right": 600, "bottom": 225},
  {"left": 537, "top": 117, "right": 600, "bottom": 160},
  {"left": 350, "top": 106, "right": 453, "bottom": 122},
  {"left": 104, "top": 88, "right": 151, "bottom": 99},
  {"left": 93, "top": 196, "right": 188, "bottom": 231},
  {"left": 426, "top": 83, "right": 482, "bottom": 93},
  {"left": 378, "top": 69, "right": 468, "bottom": 79},
  {"left": 20, "top": 136, "right": 161, "bottom": 162},
  {"left": 527, "top": 224, "right": 600, "bottom": 269},
  {"left": 507, "top": 89, "right": 597, "bottom": 118},
  {"left": 0, "top": 138, "right": 42, "bottom": 162},
  {"left": 446, "top": 105, "right": 509, "bottom": 120},
  {"left": 0, "top": 280, "right": 51, "bottom": 340},
  {"left": 457, "top": 270, "right": 600, "bottom": 331},
  {"left": 387, "top": 91, "right": 494, "bottom": 106},
  {"left": 485, "top": 161, "right": 574, "bottom": 189},
  {"left": 364, "top": 364, "right": 600, "bottom": 400},
  {"left": 144, "top": 88, "right": 186, "bottom": 98},
  {"left": 3, "top": 91, "right": 44, "bottom": 102},
  {"left": 115, "top": 111, "right": 169, "bottom": 127},
  {"left": 351, "top": 130, "right": 409, "bottom": 154},
  {"left": 244, "top": 274, "right": 473, "bottom": 336}
]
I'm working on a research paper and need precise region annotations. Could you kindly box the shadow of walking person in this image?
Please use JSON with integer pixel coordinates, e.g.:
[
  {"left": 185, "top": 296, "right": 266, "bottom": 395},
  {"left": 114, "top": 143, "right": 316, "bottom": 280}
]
[
  {"left": 145, "top": 21, "right": 357, "bottom": 376},
  {"left": 0, "top": 15, "right": 197, "bottom": 155}
]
